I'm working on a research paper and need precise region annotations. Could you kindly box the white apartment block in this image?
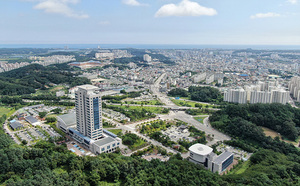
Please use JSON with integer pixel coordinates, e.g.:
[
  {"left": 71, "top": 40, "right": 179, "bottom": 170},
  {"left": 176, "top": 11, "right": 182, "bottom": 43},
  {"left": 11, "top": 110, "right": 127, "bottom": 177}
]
[
  {"left": 193, "top": 72, "right": 206, "bottom": 83},
  {"left": 289, "top": 76, "right": 300, "bottom": 102},
  {"left": 224, "top": 89, "right": 247, "bottom": 104},
  {"left": 143, "top": 54, "right": 152, "bottom": 62},
  {"left": 95, "top": 52, "right": 114, "bottom": 59},
  {"left": 206, "top": 74, "right": 215, "bottom": 84}
]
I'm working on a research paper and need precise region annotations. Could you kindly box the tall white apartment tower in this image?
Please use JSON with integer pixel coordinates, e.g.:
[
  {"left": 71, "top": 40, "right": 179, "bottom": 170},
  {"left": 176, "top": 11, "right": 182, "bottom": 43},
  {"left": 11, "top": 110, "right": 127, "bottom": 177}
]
[{"left": 75, "top": 85, "right": 103, "bottom": 140}]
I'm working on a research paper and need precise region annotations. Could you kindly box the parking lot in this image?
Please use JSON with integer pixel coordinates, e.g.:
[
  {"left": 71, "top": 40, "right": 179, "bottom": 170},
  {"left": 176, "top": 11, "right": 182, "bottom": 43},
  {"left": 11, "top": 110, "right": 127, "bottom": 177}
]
[
  {"left": 13, "top": 125, "right": 61, "bottom": 145},
  {"left": 41, "top": 126, "right": 61, "bottom": 138}
]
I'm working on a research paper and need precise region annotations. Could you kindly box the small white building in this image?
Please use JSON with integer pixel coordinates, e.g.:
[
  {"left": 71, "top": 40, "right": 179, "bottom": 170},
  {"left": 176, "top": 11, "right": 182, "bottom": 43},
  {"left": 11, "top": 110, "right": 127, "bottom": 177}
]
[
  {"left": 189, "top": 144, "right": 234, "bottom": 174},
  {"left": 56, "top": 90, "right": 65, "bottom": 97}
]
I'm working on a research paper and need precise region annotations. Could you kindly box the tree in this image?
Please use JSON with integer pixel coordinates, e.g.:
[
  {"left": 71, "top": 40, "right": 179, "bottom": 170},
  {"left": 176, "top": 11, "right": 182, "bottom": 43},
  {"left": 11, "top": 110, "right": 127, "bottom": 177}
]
[
  {"left": 38, "top": 112, "right": 47, "bottom": 118},
  {"left": 50, "top": 108, "right": 62, "bottom": 114},
  {"left": 46, "top": 117, "right": 57, "bottom": 123},
  {"left": 168, "top": 88, "right": 189, "bottom": 97},
  {"left": 21, "top": 140, "right": 27, "bottom": 145}
]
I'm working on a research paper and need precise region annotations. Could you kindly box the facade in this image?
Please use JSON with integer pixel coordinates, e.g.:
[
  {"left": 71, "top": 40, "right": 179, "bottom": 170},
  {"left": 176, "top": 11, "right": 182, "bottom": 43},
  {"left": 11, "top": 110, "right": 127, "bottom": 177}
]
[
  {"left": 208, "top": 151, "right": 234, "bottom": 173},
  {"left": 193, "top": 72, "right": 206, "bottom": 83},
  {"left": 189, "top": 144, "right": 234, "bottom": 173},
  {"left": 271, "top": 90, "right": 289, "bottom": 104},
  {"left": 250, "top": 91, "right": 272, "bottom": 104},
  {"left": 206, "top": 74, "right": 215, "bottom": 84},
  {"left": 289, "top": 76, "right": 300, "bottom": 102},
  {"left": 224, "top": 89, "right": 247, "bottom": 104},
  {"left": 75, "top": 85, "right": 103, "bottom": 140}
]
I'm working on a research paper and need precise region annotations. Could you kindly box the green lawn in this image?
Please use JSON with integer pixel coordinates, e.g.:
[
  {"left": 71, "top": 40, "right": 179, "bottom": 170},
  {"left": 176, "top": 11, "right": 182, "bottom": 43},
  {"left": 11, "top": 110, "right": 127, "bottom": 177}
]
[
  {"left": 193, "top": 116, "right": 208, "bottom": 124},
  {"left": 171, "top": 99, "right": 213, "bottom": 108},
  {"left": 131, "top": 138, "right": 147, "bottom": 149},
  {"left": 111, "top": 105, "right": 167, "bottom": 114},
  {"left": 0, "top": 107, "right": 11, "bottom": 116},
  {"left": 228, "top": 161, "right": 250, "bottom": 175},
  {"left": 108, "top": 129, "right": 122, "bottom": 136}
]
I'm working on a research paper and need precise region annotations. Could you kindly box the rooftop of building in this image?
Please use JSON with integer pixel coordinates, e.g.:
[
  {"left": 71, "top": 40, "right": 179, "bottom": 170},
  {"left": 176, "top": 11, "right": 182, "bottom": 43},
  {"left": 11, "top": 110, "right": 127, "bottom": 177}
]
[
  {"left": 77, "top": 84, "right": 99, "bottom": 90},
  {"left": 213, "top": 151, "right": 234, "bottom": 164},
  {"left": 57, "top": 112, "right": 76, "bottom": 127},
  {"left": 93, "top": 136, "right": 117, "bottom": 147},
  {"left": 189, "top": 143, "right": 213, "bottom": 156},
  {"left": 25, "top": 116, "right": 39, "bottom": 124},
  {"left": 10, "top": 121, "right": 23, "bottom": 130}
]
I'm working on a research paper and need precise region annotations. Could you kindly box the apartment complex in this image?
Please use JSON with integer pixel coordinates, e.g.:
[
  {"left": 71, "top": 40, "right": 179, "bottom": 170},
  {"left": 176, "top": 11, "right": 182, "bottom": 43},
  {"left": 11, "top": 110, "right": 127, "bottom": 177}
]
[{"left": 224, "top": 81, "right": 289, "bottom": 104}]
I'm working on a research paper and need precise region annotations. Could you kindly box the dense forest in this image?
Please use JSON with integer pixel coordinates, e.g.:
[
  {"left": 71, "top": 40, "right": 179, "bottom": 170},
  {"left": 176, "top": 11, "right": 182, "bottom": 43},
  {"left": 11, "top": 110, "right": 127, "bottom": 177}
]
[
  {"left": 0, "top": 64, "right": 90, "bottom": 95},
  {"left": 209, "top": 103, "right": 300, "bottom": 185},
  {"left": 210, "top": 103, "right": 300, "bottom": 141},
  {"left": 168, "top": 86, "right": 223, "bottom": 103}
]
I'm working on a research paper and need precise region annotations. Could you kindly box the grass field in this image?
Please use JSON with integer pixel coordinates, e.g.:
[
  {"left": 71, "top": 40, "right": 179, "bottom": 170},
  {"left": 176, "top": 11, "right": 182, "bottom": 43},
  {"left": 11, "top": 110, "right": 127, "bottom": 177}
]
[
  {"left": 171, "top": 99, "right": 213, "bottom": 108},
  {"left": 193, "top": 116, "right": 208, "bottom": 124},
  {"left": 228, "top": 161, "right": 250, "bottom": 175},
  {"left": 49, "top": 86, "right": 65, "bottom": 92},
  {"left": 261, "top": 127, "right": 299, "bottom": 146},
  {"left": 108, "top": 129, "right": 122, "bottom": 136},
  {"left": 0, "top": 107, "right": 11, "bottom": 116},
  {"left": 130, "top": 138, "right": 146, "bottom": 149},
  {"left": 111, "top": 105, "right": 168, "bottom": 114}
]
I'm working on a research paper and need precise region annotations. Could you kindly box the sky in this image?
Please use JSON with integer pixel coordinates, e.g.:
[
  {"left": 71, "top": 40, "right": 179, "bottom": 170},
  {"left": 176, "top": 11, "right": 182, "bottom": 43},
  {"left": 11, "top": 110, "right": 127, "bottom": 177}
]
[{"left": 0, "top": 0, "right": 300, "bottom": 45}]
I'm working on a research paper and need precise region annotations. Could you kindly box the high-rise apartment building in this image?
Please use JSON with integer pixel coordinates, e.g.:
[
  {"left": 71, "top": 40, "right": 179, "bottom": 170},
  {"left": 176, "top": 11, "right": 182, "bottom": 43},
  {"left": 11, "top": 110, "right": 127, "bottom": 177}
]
[
  {"left": 143, "top": 54, "right": 152, "bottom": 62},
  {"left": 289, "top": 77, "right": 300, "bottom": 101},
  {"left": 224, "top": 89, "right": 247, "bottom": 104},
  {"left": 75, "top": 85, "right": 103, "bottom": 140}
]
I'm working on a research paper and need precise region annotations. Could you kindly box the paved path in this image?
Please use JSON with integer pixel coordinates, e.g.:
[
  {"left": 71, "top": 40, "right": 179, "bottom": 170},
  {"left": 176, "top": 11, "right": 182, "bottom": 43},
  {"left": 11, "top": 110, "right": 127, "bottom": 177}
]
[
  {"left": 103, "top": 116, "right": 178, "bottom": 154},
  {"left": 159, "top": 111, "right": 230, "bottom": 146}
]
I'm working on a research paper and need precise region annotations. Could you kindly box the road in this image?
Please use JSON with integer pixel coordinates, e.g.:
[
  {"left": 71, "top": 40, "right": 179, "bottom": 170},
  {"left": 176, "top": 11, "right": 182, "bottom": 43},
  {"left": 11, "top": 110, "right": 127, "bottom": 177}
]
[
  {"left": 159, "top": 111, "right": 230, "bottom": 145},
  {"left": 150, "top": 73, "right": 176, "bottom": 106},
  {"left": 150, "top": 73, "right": 230, "bottom": 146},
  {"left": 106, "top": 103, "right": 200, "bottom": 110}
]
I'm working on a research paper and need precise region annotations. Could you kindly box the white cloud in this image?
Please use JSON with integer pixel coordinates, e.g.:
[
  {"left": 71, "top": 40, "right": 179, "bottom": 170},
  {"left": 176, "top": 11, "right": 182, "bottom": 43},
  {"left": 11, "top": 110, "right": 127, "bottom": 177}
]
[
  {"left": 122, "top": 0, "right": 147, "bottom": 6},
  {"left": 287, "top": 0, "right": 298, "bottom": 4},
  {"left": 24, "top": 0, "right": 89, "bottom": 19},
  {"left": 155, "top": 0, "right": 217, "bottom": 17},
  {"left": 99, "top": 21, "right": 110, "bottom": 25},
  {"left": 250, "top": 12, "right": 281, "bottom": 19}
]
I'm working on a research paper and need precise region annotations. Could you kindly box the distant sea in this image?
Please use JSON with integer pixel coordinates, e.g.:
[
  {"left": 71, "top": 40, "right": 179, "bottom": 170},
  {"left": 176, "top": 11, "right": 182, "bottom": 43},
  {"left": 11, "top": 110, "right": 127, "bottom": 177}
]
[{"left": 1, "top": 44, "right": 300, "bottom": 50}]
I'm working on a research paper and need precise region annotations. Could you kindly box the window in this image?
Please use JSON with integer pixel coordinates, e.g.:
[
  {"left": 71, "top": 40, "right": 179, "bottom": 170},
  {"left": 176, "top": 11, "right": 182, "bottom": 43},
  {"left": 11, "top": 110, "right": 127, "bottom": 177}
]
[{"left": 93, "top": 97, "right": 100, "bottom": 130}]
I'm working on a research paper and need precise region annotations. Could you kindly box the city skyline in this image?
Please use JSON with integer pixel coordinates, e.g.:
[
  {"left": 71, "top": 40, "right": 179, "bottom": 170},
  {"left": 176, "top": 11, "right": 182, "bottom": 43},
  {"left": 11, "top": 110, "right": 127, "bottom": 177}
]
[{"left": 1, "top": 0, "right": 300, "bottom": 45}]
